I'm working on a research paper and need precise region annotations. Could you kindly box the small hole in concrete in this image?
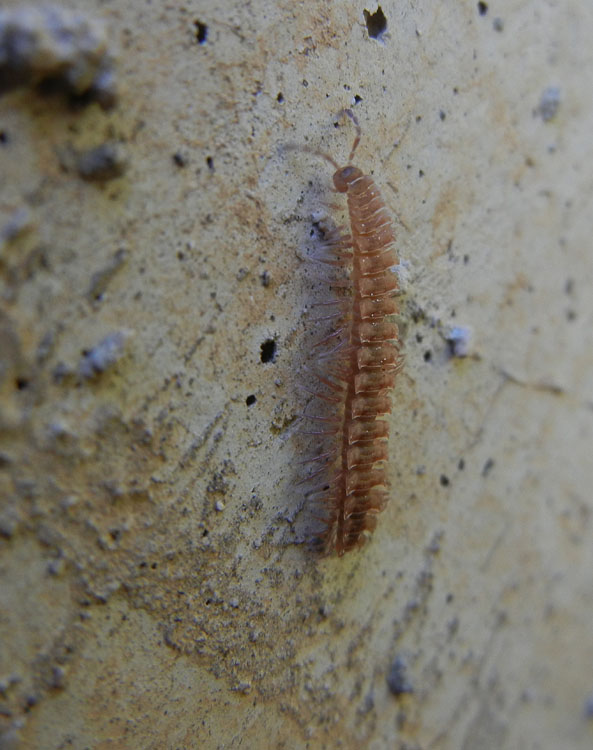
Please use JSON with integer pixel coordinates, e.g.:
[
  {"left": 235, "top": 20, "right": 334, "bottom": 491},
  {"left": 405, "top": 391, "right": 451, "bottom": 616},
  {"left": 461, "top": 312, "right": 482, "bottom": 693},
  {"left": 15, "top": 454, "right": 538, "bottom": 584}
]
[
  {"left": 0, "top": 131, "right": 8, "bottom": 144},
  {"left": 260, "top": 339, "right": 277, "bottom": 363},
  {"left": 246, "top": 394, "right": 256, "bottom": 406},
  {"left": 482, "top": 458, "right": 495, "bottom": 477},
  {"left": 194, "top": 20, "right": 208, "bottom": 44},
  {"left": 276, "top": 92, "right": 284, "bottom": 103},
  {"left": 172, "top": 151, "right": 187, "bottom": 167},
  {"left": 364, "top": 6, "right": 387, "bottom": 41},
  {"left": 206, "top": 156, "right": 214, "bottom": 171},
  {"left": 477, "top": 2, "right": 488, "bottom": 15}
]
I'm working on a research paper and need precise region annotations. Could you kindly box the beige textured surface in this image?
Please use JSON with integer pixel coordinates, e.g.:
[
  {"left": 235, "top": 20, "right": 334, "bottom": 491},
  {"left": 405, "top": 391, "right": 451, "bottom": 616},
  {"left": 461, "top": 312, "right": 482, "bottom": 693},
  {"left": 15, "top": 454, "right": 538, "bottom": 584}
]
[{"left": 1, "top": 1, "right": 593, "bottom": 748}]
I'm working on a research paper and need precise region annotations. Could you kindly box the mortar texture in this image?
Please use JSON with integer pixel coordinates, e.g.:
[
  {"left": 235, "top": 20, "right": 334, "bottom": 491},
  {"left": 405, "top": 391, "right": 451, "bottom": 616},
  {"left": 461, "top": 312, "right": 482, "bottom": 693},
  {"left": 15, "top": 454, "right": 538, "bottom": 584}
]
[{"left": 1, "top": 2, "right": 593, "bottom": 748}]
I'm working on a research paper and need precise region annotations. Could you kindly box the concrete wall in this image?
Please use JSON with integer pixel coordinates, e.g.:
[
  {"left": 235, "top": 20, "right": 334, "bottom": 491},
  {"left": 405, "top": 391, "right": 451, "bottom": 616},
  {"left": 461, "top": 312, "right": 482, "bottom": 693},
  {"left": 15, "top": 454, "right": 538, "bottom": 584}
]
[{"left": 1, "top": 1, "right": 592, "bottom": 748}]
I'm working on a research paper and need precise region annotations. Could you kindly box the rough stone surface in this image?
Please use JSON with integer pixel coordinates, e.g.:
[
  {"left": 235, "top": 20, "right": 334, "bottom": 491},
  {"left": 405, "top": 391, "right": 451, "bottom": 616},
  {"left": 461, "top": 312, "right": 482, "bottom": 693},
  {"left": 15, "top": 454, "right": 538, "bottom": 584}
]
[{"left": 1, "top": 1, "right": 593, "bottom": 748}]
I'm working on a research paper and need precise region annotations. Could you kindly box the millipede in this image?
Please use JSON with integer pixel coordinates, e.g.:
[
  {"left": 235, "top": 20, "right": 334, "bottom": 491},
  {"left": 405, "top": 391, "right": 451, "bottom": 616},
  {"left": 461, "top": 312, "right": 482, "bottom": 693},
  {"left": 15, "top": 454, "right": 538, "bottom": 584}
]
[{"left": 295, "top": 109, "right": 403, "bottom": 556}]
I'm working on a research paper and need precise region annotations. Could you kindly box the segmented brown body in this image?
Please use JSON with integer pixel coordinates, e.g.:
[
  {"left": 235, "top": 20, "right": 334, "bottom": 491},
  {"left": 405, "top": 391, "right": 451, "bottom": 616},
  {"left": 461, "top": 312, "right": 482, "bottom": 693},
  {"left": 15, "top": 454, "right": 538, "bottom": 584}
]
[{"left": 301, "top": 112, "right": 403, "bottom": 556}]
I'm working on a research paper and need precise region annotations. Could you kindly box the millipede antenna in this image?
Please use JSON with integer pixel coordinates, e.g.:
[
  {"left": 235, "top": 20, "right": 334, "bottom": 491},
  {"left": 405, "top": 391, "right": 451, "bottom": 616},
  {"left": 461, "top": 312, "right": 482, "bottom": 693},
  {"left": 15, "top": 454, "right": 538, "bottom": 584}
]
[{"left": 342, "top": 108, "right": 362, "bottom": 163}]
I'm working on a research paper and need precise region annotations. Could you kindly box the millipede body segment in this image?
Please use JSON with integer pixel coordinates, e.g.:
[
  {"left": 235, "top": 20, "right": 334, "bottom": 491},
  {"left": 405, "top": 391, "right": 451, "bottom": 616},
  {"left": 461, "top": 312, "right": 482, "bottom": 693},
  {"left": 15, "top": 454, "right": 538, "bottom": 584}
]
[{"left": 300, "top": 111, "right": 403, "bottom": 556}]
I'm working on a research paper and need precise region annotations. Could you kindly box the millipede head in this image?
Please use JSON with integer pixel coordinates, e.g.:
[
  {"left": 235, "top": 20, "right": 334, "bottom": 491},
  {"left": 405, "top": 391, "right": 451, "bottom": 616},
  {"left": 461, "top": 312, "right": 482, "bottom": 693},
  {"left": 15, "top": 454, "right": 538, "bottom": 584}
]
[{"left": 332, "top": 164, "right": 363, "bottom": 193}]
